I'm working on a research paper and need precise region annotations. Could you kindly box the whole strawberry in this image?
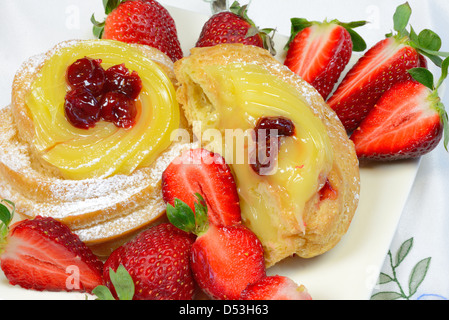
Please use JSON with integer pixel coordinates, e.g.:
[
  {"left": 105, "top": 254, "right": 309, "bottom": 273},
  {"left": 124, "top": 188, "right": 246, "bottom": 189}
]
[
  {"left": 99, "top": 223, "right": 196, "bottom": 300},
  {"left": 92, "top": 0, "right": 183, "bottom": 62},
  {"left": 0, "top": 202, "right": 103, "bottom": 294},
  {"left": 284, "top": 19, "right": 366, "bottom": 99},
  {"left": 196, "top": 1, "right": 276, "bottom": 55},
  {"left": 327, "top": 2, "right": 446, "bottom": 133}
]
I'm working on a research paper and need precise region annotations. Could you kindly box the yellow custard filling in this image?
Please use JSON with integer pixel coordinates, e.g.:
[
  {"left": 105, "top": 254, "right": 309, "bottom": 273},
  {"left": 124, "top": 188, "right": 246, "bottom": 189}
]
[
  {"left": 25, "top": 40, "right": 179, "bottom": 180},
  {"left": 189, "top": 63, "right": 334, "bottom": 247}
]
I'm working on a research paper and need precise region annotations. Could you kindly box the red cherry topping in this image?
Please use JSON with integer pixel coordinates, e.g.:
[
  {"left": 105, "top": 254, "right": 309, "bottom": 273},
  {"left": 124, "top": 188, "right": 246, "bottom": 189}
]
[
  {"left": 104, "top": 64, "right": 143, "bottom": 100},
  {"left": 66, "top": 57, "right": 105, "bottom": 95},
  {"left": 64, "top": 88, "right": 101, "bottom": 129},
  {"left": 99, "top": 92, "right": 137, "bottom": 129},
  {"left": 64, "top": 57, "right": 142, "bottom": 129},
  {"left": 251, "top": 116, "right": 296, "bottom": 175}
]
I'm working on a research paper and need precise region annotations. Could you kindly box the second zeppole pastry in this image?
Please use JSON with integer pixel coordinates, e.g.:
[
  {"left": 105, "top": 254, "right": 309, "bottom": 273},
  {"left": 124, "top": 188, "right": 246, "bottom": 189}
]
[
  {"left": 174, "top": 44, "right": 361, "bottom": 267},
  {"left": 0, "top": 39, "right": 195, "bottom": 255}
]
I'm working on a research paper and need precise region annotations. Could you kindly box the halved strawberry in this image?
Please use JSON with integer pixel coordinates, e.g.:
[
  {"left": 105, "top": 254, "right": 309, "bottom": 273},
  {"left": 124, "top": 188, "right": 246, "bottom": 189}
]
[
  {"left": 239, "top": 275, "right": 312, "bottom": 300},
  {"left": 350, "top": 62, "right": 449, "bottom": 161},
  {"left": 284, "top": 19, "right": 366, "bottom": 99},
  {"left": 167, "top": 197, "right": 266, "bottom": 300},
  {"left": 0, "top": 203, "right": 103, "bottom": 293},
  {"left": 162, "top": 148, "right": 241, "bottom": 227},
  {"left": 327, "top": 3, "right": 447, "bottom": 133}
]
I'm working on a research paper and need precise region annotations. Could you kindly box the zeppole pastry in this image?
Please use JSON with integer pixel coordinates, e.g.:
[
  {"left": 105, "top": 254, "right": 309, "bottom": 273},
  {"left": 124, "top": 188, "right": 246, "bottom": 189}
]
[
  {"left": 174, "top": 44, "right": 360, "bottom": 267},
  {"left": 0, "top": 39, "right": 195, "bottom": 255}
]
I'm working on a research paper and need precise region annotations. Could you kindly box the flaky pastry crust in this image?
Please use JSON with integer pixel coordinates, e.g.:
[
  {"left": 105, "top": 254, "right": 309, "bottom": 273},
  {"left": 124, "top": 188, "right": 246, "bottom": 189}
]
[
  {"left": 174, "top": 44, "right": 360, "bottom": 266},
  {"left": 0, "top": 40, "right": 194, "bottom": 256}
]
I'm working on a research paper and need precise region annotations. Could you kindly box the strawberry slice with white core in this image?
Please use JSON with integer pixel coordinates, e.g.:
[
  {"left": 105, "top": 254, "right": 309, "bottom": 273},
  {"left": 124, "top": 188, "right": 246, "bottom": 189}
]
[
  {"left": 1, "top": 216, "right": 103, "bottom": 293},
  {"left": 328, "top": 36, "right": 420, "bottom": 132},
  {"left": 162, "top": 148, "right": 241, "bottom": 227},
  {"left": 285, "top": 23, "right": 354, "bottom": 100},
  {"left": 351, "top": 80, "right": 443, "bottom": 160},
  {"left": 190, "top": 223, "right": 266, "bottom": 300}
]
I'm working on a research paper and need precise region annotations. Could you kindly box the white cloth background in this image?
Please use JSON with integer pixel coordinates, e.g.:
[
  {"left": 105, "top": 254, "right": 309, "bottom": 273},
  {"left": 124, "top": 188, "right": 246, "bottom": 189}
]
[{"left": 0, "top": 0, "right": 448, "bottom": 300}]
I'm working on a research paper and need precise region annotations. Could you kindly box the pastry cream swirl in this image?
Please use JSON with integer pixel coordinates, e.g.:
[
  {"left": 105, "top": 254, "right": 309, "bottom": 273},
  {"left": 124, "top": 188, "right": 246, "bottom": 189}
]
[
  {"left": 194, "top": 63, "right": 334, "bottom": 245},
  {"left": 25, "top": 40, "right": 179, "bottom": 180}
]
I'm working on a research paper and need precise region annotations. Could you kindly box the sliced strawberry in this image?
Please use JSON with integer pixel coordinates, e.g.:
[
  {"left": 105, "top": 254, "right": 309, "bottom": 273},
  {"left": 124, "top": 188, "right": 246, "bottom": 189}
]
[
  {"left": 327, "top": 2, "right": 447, "bottom": 133},
  {"left": 190, "top": 223, "right": 266, "bottom": 300},
  {"left": 351, "top": 80, "right": 445, "bottom": 160},
  {"left": 239, "top": 275, "right": 312, "bottom": 300},
  {"left": 284, "top": 20, "right": 366, "bottom": 100},
  {"left": 328, "top": 36, "right": 420, "bottom": 132},
  {"left": 162, "top": 148, "right": 241, "bottom": 227},
  {"left": 0, "top": 215, "right": 103, "bottom": 293}
]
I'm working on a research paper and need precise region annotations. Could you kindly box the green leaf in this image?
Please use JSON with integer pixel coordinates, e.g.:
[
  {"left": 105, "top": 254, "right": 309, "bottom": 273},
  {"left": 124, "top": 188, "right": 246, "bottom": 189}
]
[
  {"left": 371, "top": 291, "right": 403, "bottom": 300},
  {"left": 110, "top": 265, "right": 135, "bottom": 300},
  {"left": 409, "top": 257, "right": 431, "bottom": 297},
  {"left": 408, "top": 68, "right": 435, "bottom": 90},
  {"left": 378, "top": 272, "right": 394, "bottom": 285},
  {"left": 0, "top": 203, "right": 12, "bottom": 228},
  {"left": 91, "top": 14, "right": 105, "bottom": 39},
  {"left": 92, "top": 285, "right": 116, "bottom": 300},
  {"left": 395, "top": 238, "right": 413, "bottom": 267},
  {"left": 393, "top": 2, "right": 412, "bottom": 35},
  {"left": 339, "top": 20, "right": 368, "bottom": 29},
  {"left": 193, "top": 193, "right": 209, "bottom": 232},
  {"left": 166, "top": 199, "right": 196, "bottom": 233},
  {"left": 347, "top": 28, "right": 367, "bottom": 52},
  {"left": 0, "top": 200, "right": 14, "bottom": 242},
  {"left": 104, "top": 0, "right": 122, "bottom": 15},
  {"left": 436, "top": 56, "right": 449, "bottom": 89},
  {"left": 418, "top": 29, "right": 442, "bottom": 52},
  {"left": 435, "top": 101, "right": 449, "bottom": 151}
]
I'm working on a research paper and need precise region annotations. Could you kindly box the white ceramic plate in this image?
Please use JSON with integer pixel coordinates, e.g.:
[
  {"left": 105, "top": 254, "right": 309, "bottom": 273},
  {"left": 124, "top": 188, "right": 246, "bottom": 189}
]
[{"left": 0, "top": 5, "right": 420, "bottom": 300}]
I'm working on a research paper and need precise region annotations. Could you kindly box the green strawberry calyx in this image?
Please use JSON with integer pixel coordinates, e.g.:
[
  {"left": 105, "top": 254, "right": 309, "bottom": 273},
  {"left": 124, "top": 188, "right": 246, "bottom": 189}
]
[
  {"left": 0, "top": 199, "right": 15, "bottom": 254},
  {"left": 93, "top": 265, "right": 135, "bottom": 300},
  {"left": 389, "top": 2, "right": 449, "bottom": 68},
  {"left": 166, "top": 193, "right": 210, "bottom": 237},
  {"left": 91, "top": 0, "right": 128, "bottom": 39},
  {"left": 228, "top": 1, "right": 277, "bottom": 56},
  {"left": 408, "top": 56, "right": 449, "bottom": 151}
]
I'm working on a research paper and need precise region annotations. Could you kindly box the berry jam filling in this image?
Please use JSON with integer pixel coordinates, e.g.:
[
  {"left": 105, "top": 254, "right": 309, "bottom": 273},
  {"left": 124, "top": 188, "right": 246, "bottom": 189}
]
[
  {"left": 319, "top": 179, "right": 338, "bottom": 201},
  {"left": 64, "top": 57, "right": 142, "bottom": 129},
  {"left": 251, "top": 116, "right": 296, "bottom": 175}
]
